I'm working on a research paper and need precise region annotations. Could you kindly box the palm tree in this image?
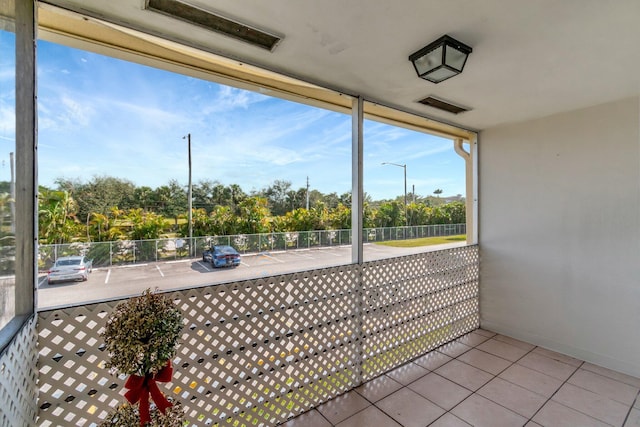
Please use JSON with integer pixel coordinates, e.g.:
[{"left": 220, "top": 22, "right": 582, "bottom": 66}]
[{"left": 38, "top": 190, "right": 81, "bottom": 244}]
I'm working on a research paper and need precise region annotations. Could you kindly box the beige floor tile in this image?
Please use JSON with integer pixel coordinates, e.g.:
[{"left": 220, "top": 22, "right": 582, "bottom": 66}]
[
  {"left": 532, "top": 347, "right": 583, "bottom": 367},
  {"left": 451, "top": 394, "right": 527, "bottom": 427},
  {"left": 476, "top": 338, "right": 530, "bottom": 362},
  {"left": 553, "top": 383, "right": 629, "bottom": 426},
  {"left": 524, "top": 422, "right": 544, "bottom": 427},
  {"left": 386, "top": 362, "right": 429, "bottom": 385},
  {"left": 582, "top": 362, "right": 640, "bottom": 388},
  {"left": 430, "top": 413, "right": 473, "bottom": 427},
  {"left": 474, "top": 329, "right": 497, "bottom": 338},
  {"left": 635, "top": 394, "right": 640, "bottom": 409},
  {"left": 625, "top": 408, "right": 640, "bottom": 427},
  {"left": 498, "top": 363, "right": 564, "bottom": 397},
  {"left": 435, "top": 359, "right": 494, "bottom": 391},
  {"left": 408, "top": 372, "right": 471, "bottom": 410},
  {"left": 377, "top": 388, "right": 445, "bottom": 427},
  {"left": 457, "top": 348, "right": 512, "bottom": 375},
  {"left": 568, "top": 368, "right": 639, "bottom": 405},
  {"left": 494, "top": 335, "right": 536, "bottom": 351},
  {"left": 437, "top": 341, "right": 472, "bottom": 358},
  {"left": 336, "top": 405, "right": 401, "bottom": 427},
  {"left": 355, "top": 374, "right": 403, "bottom": 403},
  {"left": 281, "top": 409, "right": 332, "bottom": 427},
  {"left": 532, "top": 400, "right": 610, "bottom": 427},
  {"left": 413, "top": 351, "right": 452, "bottom": 371},
  {"left": 517, "top": 352, "right": 578, "bottom": 381},
  {"left": 316, "top": 390, "right": 371, "bottom": 425},
  {"left": 477, "top": 377, "right": 547, "bottom": 418},
  {"left": 455, "top": 331, "right": 491, "bottom": 347}
]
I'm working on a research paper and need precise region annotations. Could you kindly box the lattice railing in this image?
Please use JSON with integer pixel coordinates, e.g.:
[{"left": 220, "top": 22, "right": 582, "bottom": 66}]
[
  {"left": 37, "top": 245, "right": 478, "bottom": 426},
  {"left": 0, "top": 316, "right": 38, "bottom": 427}
]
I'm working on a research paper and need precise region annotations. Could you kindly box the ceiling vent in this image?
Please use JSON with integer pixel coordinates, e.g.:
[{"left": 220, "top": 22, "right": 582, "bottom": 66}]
[
  {"left": 145, "top": 0, "right": 282, "bottom": 51},
  {"left": 417, "top": 96, "right": 469, "bottom": 114}
]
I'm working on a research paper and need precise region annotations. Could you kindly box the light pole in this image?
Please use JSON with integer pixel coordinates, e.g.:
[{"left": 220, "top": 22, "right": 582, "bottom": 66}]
[
  {"left": 381, "top": 162, "right": 407, "bottom": 226},
  {"left": 183, "top": 134, "right": 193, "bottom": 256}
]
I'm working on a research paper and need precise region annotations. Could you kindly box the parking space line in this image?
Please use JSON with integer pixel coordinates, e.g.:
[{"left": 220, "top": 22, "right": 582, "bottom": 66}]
[
  {"left": 105, "top": 269, "right": 111, "bottom": 284},
  {"left": 196, "top": 261, "right": 211, "bottom": 271},
  {"left": 166, "top": 259, "right": 193, "bottom": 264},
  {"left": 38, "top": 276, "right": 48, "bottom": 287},
  {"left": 290, "top": 251, "right": 315, "bottom": 259},
  {"left": 260, "top": 253, "right": 285, "bottom": 263},
  {"left": 319, "top": 248, "right": 344, "bottom": 257},
  {"left": 156, "top": 265, "right": 164, "bottom": 277}
]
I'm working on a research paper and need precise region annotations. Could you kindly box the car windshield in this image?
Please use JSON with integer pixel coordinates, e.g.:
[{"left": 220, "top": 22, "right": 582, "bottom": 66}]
[
  {"left": 217, "top": 246, "right": 236, "bottom": 253},
  {"left": 56, "top": 259, "right": 81, "bottom": 266}
]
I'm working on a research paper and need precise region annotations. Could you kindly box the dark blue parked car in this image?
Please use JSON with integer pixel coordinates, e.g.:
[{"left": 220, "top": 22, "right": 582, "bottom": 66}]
[{"left": 202, "top": 245, "right": 241, "bottom": 268}]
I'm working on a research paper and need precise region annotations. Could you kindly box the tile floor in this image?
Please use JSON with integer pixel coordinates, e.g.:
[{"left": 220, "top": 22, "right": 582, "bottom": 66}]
[{"left": 282, "top": 329, "right": 640, "bottom": 427}]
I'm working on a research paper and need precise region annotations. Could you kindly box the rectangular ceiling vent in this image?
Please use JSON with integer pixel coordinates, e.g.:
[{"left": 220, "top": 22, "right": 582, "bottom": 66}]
[
  {"left": 145, "top": 0, "right": 281, "bottom": 51},
  {"left": 417, "top": 96, "right": 469, "bottom": 115}
]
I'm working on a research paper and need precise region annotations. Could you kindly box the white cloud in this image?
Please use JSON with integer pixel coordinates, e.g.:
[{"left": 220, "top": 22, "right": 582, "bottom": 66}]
[
  {"left": 199, "top": 85, "right": 269, "bottom": 115},
  {"left": 0, "top": 105, "right": 15, "bottom": 136},
  {"left": 60, "top": 96, "right": 93, "bottom": 126}
]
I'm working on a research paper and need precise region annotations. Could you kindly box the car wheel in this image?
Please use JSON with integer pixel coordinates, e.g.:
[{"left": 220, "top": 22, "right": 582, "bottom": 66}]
[
  {"left": 203, "top": 255, "right": 206, "bottom": 262},
  {"left": 83, "top": 274, "right": 88, "bottom": 281}
]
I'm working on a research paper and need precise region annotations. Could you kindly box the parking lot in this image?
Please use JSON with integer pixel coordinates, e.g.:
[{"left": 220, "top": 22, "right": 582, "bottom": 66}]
[{"left": 37, "top": 242, "right": 466, "bottom": 309}]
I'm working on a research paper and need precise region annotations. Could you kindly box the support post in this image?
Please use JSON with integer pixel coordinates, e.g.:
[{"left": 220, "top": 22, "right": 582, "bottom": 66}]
[
  {"left": 351, "top": 96, "right": 363, "bottom": 264},
  {"left": 15, "top": 0, "right": 37, "bottom": 317}
]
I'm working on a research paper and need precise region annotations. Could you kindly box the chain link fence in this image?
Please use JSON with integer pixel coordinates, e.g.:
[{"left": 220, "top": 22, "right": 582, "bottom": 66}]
[{"left": 38, "top": 224, "right": 465, "bottom": 270}]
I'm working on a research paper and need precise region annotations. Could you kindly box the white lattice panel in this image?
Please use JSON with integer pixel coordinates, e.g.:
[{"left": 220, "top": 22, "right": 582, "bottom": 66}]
[
  {"left": 361, "top": 246, "right": 479, "bottom": 380},
  {"left": 0, "top": 316, "right": 38, "bottom": 427},
  {"left": 37, "top": 246, "right": 479, "bottom": 426}
]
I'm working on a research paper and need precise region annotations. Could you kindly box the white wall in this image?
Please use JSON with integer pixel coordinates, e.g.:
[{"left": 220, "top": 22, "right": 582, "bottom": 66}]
[{"left": 479, "top": 96, "right": 640, "bottom": 377}]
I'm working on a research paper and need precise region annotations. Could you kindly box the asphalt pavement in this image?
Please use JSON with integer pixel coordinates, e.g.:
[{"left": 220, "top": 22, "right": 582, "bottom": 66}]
[{"left": 37, "top": 242, "right": 466, "bottom": 310}]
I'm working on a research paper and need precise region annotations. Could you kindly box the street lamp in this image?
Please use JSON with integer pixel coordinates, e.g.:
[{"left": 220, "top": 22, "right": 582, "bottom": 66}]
[
  {"left": 183, "top": 134, "right": 193, "bottom": 256},
  {"left": 381, "top": 162, "right": 407, "bottom": 226}
]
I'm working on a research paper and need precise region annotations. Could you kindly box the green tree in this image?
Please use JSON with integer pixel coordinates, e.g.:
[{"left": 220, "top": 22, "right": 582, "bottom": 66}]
[
  {"left": 236, "top": 196, "right": 270, "bottom": 234},
  {"left": 192, "top": 180, "right": 216, "bottom": 213},
  {"left": 407, "top": 202, "right": 429, "bottom": 226},
  {"left": 262, "top": 179, "right": 292, "bottom": 216},
  {"left": 327, "top": 203, "right": 351, "bottom": 229},
  {"left": 228, "top": 184, "right": 247, "bottom": 211},
  {"left": 427, "top": 206, "right": 449, "bottom": 224},
  {"left": 209, "top": 205, "right": 237, "bottom": 235},
  {"left": 132, "top": 186, "right": 156, "bottom": 211},
  {"left": 155, "top": 179, "right": 186, "bottom": 224},
  {"left": 443, "top": 201, "right": 466, "bottom": 224},
  {"left": 373, "top": 201, "right": 404, "bottom": 227},
  {"left": 124, "top": 208, "right": 167, "bottom": 240},
  {"left": 57, "top": 176, "right": 136, "bottom": 221},
  {"left": 189, "top": 208, "right": 211, "bottom": 237},
  {"left": 38, "top": 189, "right": 83, "bottom": 244}
]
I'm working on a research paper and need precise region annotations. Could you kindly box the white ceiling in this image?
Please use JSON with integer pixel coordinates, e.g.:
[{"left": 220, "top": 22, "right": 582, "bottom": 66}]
[{"left": 43, "top": 0, "right": 640, "bottom": 131}]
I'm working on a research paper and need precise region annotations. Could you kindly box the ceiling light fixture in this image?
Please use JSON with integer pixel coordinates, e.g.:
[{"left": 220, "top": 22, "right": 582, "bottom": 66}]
[
  {"left": 409, "top": 35, "right": 472, "bottom": 83},
  {"left": 417, "top": 96, "right": 469, "bottom": 114},
  {"left": 146, "top": 0, "right": 281, "bottom": 51}
]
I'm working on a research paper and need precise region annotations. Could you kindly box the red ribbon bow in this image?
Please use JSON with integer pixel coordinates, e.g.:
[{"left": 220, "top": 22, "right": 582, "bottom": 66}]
[{"left": 124, "top": 361, "right": 174, "bottom": 426}]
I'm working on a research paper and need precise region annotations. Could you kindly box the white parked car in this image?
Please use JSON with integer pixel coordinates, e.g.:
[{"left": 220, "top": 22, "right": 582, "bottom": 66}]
[{"left": 47, "top": 256, "right": 93, "bottom": 284}]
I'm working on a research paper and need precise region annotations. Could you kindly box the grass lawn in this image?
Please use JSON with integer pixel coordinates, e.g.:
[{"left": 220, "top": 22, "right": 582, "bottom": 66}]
[{"left": 375, "top": 234, "right": 466, "bottom": 248}]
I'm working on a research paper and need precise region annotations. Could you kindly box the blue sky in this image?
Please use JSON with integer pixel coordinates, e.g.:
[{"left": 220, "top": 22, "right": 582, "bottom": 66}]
[{"left": 2, "top": 33, "right": 465, "bottom": 200}]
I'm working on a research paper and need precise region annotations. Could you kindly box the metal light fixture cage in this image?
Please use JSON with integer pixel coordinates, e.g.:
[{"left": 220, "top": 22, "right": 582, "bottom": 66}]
[{"left": 409, "top": 35, "right": 472, "bottom": 83}]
